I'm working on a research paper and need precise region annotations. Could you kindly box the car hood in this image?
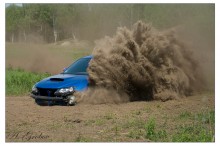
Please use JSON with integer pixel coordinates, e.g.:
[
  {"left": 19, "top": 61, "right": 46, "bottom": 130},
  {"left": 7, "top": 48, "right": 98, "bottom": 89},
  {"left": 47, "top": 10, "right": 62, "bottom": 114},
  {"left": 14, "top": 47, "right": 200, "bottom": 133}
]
[{"left": 35, "top": 74, "right": 89, "bottom": 91}]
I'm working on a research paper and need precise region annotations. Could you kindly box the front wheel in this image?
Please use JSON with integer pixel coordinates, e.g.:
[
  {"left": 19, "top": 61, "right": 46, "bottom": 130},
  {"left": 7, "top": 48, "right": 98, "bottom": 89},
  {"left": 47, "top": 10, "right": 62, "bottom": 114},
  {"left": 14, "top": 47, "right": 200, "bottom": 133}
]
[{"left": 67, "top": 95, "right": 76, "bottom": 106}]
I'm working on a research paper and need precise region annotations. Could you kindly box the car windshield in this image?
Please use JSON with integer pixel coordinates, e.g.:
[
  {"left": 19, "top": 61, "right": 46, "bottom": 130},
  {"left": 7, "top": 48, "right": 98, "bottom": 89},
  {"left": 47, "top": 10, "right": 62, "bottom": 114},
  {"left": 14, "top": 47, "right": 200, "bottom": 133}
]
[{"left": 63, "top": 58, "right": 91, "bottom": 75}]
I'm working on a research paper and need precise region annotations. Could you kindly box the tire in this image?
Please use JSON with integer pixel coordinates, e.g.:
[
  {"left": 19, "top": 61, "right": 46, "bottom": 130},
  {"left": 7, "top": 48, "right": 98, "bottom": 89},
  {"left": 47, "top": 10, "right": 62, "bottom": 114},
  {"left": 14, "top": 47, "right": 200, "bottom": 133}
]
[{"left": 67, "top": 96, "right": 76, "bottom": 106}]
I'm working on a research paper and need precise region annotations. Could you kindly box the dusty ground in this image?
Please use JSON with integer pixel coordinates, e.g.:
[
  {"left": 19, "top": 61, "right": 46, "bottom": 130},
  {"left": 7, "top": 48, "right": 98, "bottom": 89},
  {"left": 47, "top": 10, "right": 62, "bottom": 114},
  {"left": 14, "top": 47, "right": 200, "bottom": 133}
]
[{"left": 6, "top": 91, "right": 214, "bottom": 142}]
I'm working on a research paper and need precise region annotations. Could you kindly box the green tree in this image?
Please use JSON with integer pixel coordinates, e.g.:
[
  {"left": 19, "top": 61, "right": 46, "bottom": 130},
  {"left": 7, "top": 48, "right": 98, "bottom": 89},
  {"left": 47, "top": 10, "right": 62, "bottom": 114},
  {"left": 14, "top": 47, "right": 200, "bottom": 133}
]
[{"left": 6, "top": 4, "right": 23, "bottom": 42}]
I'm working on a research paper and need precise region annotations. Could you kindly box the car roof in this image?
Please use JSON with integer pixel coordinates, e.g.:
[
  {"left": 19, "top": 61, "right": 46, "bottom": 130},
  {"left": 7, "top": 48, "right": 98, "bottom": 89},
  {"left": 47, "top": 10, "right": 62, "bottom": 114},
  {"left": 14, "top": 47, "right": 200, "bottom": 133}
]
[{"left": 82, "top": 55, "right": 93, "bottom": 59}]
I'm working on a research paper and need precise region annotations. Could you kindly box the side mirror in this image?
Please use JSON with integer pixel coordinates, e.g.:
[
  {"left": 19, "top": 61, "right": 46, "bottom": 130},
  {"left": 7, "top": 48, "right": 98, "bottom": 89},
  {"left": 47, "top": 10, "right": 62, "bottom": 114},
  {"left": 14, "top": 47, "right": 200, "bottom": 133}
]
[{"left": 63, "top": 68, "right": 67, "bottom": 72}]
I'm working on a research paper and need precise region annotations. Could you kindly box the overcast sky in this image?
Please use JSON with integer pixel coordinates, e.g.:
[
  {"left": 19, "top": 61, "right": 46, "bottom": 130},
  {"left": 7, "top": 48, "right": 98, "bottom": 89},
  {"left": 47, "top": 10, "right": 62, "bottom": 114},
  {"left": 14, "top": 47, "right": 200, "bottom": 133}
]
[{"left": 5, "top": 3, "right": 23, "bottom": 7}]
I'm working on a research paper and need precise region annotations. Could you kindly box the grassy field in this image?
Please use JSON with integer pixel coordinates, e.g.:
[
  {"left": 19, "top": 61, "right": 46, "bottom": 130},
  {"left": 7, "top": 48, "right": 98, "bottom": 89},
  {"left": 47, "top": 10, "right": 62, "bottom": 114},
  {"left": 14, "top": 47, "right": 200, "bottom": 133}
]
[{"left": 6, "top": 68, "right": 51, "bottom": 96}]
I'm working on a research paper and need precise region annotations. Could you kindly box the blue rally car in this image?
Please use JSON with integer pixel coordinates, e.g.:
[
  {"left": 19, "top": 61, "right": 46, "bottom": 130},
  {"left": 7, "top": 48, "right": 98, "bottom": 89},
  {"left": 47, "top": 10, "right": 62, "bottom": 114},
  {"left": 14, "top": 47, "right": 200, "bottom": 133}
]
[{"left": 31, "top": 55, "right": 93, "bottom": 106}]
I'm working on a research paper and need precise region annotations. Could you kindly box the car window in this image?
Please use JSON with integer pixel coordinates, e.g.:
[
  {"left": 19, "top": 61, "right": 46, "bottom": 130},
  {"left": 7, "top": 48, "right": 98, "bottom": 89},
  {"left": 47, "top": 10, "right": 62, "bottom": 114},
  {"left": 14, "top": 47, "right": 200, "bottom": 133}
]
[{"left": 63, "top": 58, "right": 91, "bottom": 75}]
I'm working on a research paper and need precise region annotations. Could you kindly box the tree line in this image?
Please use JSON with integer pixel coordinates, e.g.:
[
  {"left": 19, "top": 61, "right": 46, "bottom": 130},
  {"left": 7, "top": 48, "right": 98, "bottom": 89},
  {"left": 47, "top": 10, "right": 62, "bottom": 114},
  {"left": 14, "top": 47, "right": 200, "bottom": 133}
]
[{"left": 6, "top": 4, "right": 214, "bottom": 43}]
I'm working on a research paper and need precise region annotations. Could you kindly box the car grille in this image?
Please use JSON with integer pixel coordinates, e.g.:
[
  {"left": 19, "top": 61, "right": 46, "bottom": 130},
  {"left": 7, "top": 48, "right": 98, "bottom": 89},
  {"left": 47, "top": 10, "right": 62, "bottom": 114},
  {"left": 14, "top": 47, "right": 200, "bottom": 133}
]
[{"left": 37, "top": 88, "right": 57, "bottom": 97}]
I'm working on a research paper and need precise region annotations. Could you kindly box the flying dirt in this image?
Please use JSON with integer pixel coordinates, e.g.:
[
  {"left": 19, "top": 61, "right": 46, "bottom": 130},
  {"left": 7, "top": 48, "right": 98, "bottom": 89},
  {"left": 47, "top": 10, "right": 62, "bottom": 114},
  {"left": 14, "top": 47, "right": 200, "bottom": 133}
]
[{"left": 79, "top": 21, "right": 205, "bottom": 104}]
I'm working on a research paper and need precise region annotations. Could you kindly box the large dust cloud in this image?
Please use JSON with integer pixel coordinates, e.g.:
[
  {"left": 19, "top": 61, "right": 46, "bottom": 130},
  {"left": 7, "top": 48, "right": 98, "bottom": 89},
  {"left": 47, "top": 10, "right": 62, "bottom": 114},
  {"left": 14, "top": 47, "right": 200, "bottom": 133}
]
[{"left": 80, "top": 21, "right": 205, "bottom": 103}]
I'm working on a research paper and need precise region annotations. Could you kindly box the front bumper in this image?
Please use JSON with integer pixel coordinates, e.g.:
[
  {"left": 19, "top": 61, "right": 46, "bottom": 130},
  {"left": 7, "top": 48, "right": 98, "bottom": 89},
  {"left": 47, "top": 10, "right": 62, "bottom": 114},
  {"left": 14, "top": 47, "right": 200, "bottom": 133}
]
[{"left": 31, "top": 94, "right": 67, "bottom": 101}]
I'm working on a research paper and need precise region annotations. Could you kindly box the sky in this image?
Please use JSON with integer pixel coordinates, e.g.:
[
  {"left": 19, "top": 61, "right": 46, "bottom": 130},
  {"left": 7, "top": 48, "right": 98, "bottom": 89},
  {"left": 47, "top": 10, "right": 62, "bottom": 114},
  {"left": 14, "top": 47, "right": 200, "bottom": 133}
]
[{"left": 5, "top": 3, "right": 23, "bottom": 7}]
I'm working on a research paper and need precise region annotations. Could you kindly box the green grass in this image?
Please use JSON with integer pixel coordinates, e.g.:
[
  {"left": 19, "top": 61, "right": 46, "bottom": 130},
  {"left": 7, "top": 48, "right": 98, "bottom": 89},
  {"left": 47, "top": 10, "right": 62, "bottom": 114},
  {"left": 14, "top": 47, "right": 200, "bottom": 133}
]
[
  {"left": 179, "top": 111, "right": 193, "bottom": 120},
  {"left": 172, "top": 124, "right": 213, "bottom": 142},
  {"left": 172, "top": 110, "right": 215, "bottom": 142},
  {"left": 6, "top": 68, "right": 51, "bottom": 96},
  {"left": 144, "top": 118, "right": 168, "bottom": 141},
  {"left": 195, "top": 110, "right": 215, "bottom": 125},
  {"left": 145, "top": 118, "right": 156, "bottom": 139},
  {"left": 123, "top": 109, "right": 214, "bottom": 142}
]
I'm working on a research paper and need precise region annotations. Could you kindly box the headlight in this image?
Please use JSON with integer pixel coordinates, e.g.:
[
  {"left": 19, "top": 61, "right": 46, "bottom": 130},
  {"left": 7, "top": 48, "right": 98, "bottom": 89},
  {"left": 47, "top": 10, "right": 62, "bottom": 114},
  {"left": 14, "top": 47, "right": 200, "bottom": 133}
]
[
  {"left": 32, "top": 85, "right": 38, "bottom": 94},
  {"left": 55, "top": 87, "right": 74, "bottom": 96}
]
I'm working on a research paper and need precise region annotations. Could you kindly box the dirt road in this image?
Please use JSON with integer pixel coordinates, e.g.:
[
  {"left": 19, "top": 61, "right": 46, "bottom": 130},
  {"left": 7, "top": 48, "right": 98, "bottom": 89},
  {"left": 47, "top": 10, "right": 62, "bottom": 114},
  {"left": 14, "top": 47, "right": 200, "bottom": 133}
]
[{"left": 6, "top": 92, "right": 214, "bottom": 142}]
